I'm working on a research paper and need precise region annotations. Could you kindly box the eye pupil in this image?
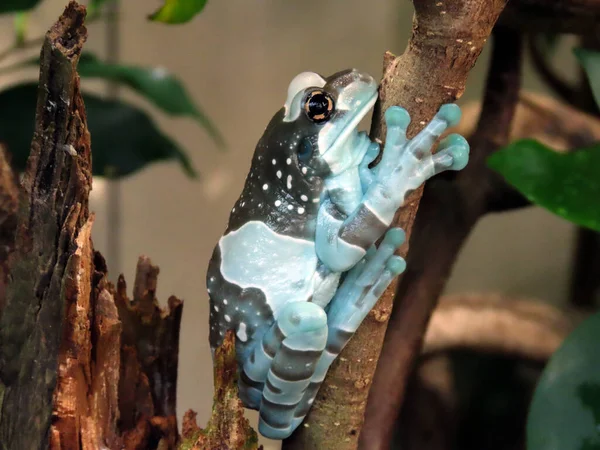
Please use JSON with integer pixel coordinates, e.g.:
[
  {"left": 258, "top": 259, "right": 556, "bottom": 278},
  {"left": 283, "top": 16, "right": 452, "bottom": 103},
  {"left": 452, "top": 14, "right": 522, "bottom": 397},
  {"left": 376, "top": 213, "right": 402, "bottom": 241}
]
[
  {"left": 309, "top": 94, "right": 328, "bottom": 113},
  {"left": 305, "top": 91, "right": 334, "bottom": 123}
]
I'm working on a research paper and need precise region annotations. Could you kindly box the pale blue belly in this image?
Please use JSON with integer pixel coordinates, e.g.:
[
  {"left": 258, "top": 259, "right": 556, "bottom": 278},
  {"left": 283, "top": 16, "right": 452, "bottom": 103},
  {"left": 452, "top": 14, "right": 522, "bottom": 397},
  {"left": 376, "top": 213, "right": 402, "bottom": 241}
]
[{"left": 219, "top": 221, "right": 319, "bottom": 318}]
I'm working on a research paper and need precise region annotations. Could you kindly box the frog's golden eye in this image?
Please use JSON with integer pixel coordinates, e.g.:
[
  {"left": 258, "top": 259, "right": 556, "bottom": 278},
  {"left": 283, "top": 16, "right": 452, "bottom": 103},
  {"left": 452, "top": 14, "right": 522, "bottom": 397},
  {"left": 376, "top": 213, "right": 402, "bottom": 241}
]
[{"left": 304, "top": 90, "right": 334, "bottom": 124}]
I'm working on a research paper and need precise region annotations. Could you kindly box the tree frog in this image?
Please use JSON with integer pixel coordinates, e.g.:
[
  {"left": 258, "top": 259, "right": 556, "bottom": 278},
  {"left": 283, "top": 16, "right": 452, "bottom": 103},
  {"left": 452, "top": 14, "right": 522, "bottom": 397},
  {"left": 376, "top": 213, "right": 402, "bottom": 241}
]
[{"left": 206, "top": 69, "right": 469, "bottom": 439}]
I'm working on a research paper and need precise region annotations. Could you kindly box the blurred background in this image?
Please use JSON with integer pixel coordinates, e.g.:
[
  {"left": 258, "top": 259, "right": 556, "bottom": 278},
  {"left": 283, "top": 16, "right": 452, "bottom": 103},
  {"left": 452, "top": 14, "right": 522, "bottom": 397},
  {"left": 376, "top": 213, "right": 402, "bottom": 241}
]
[{"left": 0, "top": 1, "right": 580, "bottom": 448}]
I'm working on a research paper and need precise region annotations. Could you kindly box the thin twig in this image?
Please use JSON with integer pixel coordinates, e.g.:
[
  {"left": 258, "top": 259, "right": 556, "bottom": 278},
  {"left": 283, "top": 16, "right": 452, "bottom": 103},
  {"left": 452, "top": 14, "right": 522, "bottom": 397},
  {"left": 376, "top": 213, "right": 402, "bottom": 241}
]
[{"left": 527, "top": 35, "right": 579, "bottom": 108}]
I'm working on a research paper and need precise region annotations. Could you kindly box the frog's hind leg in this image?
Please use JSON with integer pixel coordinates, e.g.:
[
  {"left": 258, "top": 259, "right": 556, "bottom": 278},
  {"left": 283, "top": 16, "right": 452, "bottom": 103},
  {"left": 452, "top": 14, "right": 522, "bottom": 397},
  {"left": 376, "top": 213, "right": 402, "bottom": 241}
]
[
  {"left": 291, "top": 228, "right": 406, "bottom": 430},
  {"left": 240, "top": 301, "right": 328, "bottom": 439}
]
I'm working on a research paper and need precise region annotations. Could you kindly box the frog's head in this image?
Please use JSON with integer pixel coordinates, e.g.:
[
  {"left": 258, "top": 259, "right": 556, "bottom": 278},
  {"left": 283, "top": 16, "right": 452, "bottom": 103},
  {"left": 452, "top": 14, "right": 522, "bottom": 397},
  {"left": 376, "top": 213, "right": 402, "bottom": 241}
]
[{"left": 259, "top": 69, "right": 378, "bottom": 181}]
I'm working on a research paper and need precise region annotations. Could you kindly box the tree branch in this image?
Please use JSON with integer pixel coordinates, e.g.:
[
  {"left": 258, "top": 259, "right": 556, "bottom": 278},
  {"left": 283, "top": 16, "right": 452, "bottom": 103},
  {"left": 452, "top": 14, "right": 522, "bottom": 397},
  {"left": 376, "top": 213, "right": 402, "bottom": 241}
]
[
  {"left": 458, "top": 92, "right": 600, "bottom": 154},
  {"left": 527, "top": 35, "right": 579, "bottom": 108},
  {"left": 359, "top": 26, "right": 524, "bottom": 450},
  {"left": 499, "top": 0, "right": 600, "bottom": 33},
  {"left": 568, "top": 34, "right": 600, "bottom": 310},
  {"left": 422, "top": 294, "right": 583, "bottom": 360},
  {"left": 283, "top": 2, "right": 509, "bottom": 449},
  {"left": 455, "top": 91, "right": 600, "bottom": 211}
]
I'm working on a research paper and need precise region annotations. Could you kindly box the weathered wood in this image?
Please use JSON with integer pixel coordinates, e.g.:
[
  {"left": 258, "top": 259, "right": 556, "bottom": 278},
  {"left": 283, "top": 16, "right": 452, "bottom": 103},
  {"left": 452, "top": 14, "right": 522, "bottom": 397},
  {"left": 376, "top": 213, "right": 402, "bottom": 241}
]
[
  {"left": 0, "top": 3, "right": 91, "bottom": 447},
  {"left": 0, "top": 3, "right": 184, "bottom": 449},
  {"left": 0, "top": 146, "right": 18, "bottom": 313},
  {"left": 115, "top": 256, "right": 182, "bottom": 448},
  {"left": 180, "top": 331, "right": 262, "bottom": 450}
]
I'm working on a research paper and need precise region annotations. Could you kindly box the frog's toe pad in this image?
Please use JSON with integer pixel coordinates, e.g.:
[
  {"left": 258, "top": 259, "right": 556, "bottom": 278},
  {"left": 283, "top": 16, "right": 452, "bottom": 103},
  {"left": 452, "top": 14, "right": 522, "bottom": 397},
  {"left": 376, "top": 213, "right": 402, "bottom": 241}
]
[
  {"left": 384, "top": 106, "right": 411, "bottom": 130},
  {"left": 437, "top": 103, "right": 462, "bottom": 127},
  {"left": 438, "top": 133, "right": 470, "bottom": 171}
]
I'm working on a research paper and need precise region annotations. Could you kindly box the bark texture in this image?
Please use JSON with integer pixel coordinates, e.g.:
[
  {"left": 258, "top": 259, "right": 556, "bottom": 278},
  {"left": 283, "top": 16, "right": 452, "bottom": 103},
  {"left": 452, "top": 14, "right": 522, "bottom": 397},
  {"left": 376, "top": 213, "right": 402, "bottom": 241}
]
[
  {"left": 0, "top": 4, "right": 183, "bottom": 449},
  {"left": 359, "top": 27, "right": 524, "bottom": 450},
  {"left": 180, "top": 331, "right": 262, "bottom": 450},
  {"left": 0, "top": 4, "right": 92, "bottom": 447},
  {"left": 458, "top": 92, "right": 600, "bottom": 155},
  {"left": 0, "top": 146, "right": 18, "bottom": 313},
  {"left": 283, "top": 1, "right": 508, "bottom": 449}
]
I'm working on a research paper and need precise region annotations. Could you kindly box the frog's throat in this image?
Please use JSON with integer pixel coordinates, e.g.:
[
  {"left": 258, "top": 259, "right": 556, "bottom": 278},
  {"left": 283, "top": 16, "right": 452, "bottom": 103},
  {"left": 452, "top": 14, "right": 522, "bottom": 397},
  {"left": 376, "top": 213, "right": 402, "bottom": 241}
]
[{"left": 321, "top": 92, "right": 378, "bottom": 172}]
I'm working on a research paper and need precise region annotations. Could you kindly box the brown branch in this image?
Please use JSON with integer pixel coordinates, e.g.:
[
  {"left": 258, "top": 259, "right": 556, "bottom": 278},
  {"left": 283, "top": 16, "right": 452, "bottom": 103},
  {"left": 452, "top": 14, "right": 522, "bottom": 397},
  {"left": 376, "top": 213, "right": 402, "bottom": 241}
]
[
  {"left": 527, "top": 35, "right": 579, "bottom": 107},
  {"left": 180, "top": 331, "right": 263, "bottom": 450},
  {"left": 458, "top": 92, "right": 600, "bottom": 154},
  {"left": 455, "top": 91, "right": 600, "bottom": 211},
  {"left": 570, "top": 228, "right": 600, "bottom": 309},
  {"left": 283, "top": 2, "right": 508, "bottom": 449},
  {"left": 422, "top": 294, "right": 583, "bottom": 360},
  {"left": 568, "top": 34, "right": 600, "bottom": 310},
  {"left": 358, "top": 27, "right": 524, "bottom": 450},
  {"left": 499, "top": 0, "right": 600, "bottom": 33},
  {"left": 0, "top": 146, "right": 18, "bottom": 313}
]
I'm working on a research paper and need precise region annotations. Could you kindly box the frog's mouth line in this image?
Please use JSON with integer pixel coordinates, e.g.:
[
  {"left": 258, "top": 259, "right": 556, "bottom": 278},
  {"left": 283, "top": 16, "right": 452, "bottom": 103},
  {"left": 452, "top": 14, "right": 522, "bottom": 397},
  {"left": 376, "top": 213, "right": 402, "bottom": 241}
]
[{"left": 321, "top": 92, "right": 378, "bottom": 158}]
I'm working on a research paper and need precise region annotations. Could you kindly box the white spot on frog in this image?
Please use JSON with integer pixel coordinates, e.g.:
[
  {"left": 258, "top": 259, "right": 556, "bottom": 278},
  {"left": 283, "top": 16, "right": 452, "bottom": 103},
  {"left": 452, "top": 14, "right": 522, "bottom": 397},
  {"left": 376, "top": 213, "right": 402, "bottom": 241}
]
[
  {"left": 225, "top": 314, "right": 231, "bottom": 322},
  {"left": 237, "top": 322, "right": 248, "bottom": 342}
]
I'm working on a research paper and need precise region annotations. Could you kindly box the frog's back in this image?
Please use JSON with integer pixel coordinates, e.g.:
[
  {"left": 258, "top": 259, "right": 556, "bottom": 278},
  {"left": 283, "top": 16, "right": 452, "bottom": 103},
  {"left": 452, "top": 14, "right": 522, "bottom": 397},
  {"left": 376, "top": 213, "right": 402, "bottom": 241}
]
[{"left": 207, "top": 132, "right": 324, "bottom": 354}]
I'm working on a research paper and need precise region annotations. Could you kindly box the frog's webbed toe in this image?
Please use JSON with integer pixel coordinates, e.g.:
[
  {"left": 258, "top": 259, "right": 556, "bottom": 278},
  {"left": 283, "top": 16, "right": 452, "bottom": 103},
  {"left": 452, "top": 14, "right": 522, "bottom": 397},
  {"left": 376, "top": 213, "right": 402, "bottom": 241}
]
[{"left": 239, "top": 301, "right": 328, "bottom": 440}]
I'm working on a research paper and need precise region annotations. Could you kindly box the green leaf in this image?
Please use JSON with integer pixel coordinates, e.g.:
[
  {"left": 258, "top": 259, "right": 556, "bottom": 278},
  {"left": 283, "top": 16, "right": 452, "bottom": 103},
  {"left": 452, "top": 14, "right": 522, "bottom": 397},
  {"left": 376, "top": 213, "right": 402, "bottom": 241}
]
[
  {"left": 574, "top": 48, "right": 600, "bottom": 111},
  {"left": 0, "top": 83, "right": 196, "bottom": 178},
  {"left": 488, "top": 139, "right": 600, "bottom": 231},
  {"left": 0, "top": 0, "right": 40, "bottom": 14},
  {"left": 148, "top": 0, "right": 208, "bottom": 24},
  {"left": 527, "top": 312, "right": 600, "bottom": 450},
  {"left": 76, "top": 53, "right": 224, "bottom": 149},
  {"left": 14, "top": 12, "right": 28, "bottom": 45}
]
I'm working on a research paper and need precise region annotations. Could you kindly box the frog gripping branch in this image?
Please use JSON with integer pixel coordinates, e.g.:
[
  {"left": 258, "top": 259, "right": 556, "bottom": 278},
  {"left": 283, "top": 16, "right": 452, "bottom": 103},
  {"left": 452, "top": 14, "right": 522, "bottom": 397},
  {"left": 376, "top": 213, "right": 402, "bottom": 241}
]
[{"left": 206, "top": 69, "right": 469, "bottom": 439}]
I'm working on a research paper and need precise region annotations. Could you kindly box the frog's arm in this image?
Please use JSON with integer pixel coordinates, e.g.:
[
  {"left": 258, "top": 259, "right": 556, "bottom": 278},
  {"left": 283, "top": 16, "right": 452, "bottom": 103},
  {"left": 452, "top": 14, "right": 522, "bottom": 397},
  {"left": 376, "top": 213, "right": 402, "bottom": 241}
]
[{"left": 316, "top": 104, "right": 469, "bottom": 273}]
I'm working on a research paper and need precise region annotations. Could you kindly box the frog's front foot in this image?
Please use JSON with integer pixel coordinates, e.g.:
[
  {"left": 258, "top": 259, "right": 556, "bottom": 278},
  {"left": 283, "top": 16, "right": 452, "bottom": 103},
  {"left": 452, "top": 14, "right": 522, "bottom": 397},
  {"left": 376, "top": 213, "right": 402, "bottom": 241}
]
[
  {"left": 366, "top": 104, "right": 470, "bottom": 222},
  {"left": 239, "top": 301, "right": 328, "bottom": 440}
]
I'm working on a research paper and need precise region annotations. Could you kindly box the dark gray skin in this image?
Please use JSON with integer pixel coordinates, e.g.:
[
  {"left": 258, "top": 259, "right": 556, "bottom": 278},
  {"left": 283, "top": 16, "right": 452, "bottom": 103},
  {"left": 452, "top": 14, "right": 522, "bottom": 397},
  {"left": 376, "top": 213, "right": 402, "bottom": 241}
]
[
  {"left": 206, "top": 67, "right": 470, "bottom": 439},
  {"left": 206, "top": 69, "right": 375, "bottom": 358}
]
